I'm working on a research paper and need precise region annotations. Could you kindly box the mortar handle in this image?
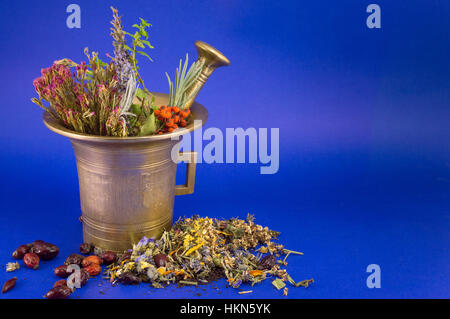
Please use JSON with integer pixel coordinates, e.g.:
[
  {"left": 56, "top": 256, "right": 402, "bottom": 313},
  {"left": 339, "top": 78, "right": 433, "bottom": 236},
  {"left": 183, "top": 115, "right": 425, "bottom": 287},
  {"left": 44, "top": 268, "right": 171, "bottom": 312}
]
[{"left": 175, "top": 151, "right": 198, "bottom": 195}]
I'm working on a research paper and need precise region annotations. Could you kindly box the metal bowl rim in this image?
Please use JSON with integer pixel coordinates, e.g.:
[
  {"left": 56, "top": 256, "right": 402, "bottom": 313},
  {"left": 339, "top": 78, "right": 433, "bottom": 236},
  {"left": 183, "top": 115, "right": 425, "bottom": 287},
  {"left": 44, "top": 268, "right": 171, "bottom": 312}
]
[{"left": 42, "top": 93, "right": 208, "bottom": 144}]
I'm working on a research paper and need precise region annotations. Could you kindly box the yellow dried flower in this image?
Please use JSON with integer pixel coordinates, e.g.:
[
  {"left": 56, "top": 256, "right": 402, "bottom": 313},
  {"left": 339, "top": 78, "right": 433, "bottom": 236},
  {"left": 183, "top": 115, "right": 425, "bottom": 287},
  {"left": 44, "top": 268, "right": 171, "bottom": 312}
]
[{"left": 185, "top": 242, "right": 204, "bottom": 256}]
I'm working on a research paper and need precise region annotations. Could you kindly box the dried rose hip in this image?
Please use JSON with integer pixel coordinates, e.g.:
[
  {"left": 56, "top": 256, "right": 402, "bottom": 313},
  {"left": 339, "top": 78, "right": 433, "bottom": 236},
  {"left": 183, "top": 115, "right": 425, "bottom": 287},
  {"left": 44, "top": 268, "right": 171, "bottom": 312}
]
[
  {"left": 44, "top": 285, "right": 72, "bottom": 299},
  {"left": 258, "top": 254, "right": 277, "bottom": 270},
  {"left": 118, "top": 272, "right": 141, "bottom": 285},
  {"left": 12, "top": 244, "right": 31, "bottom": 259},
  {"left": 154, "top": 253, "right": 169, "bottom": 267},
  {"left": 31, "top": 241, "right": 59, "bottom": 261},
  {"left": 24, "top": 252, "right": 40, "bottom": 269},
  {"left": 79, "top": 269, "right": 90, "bottom": 286},
  {"left": 64, "top": 253, "right": 84, "bottom": 266},
  {"left": 99, "top": 251, "right": 117, "bottom": 265},
  {"left": 81, "top": 255, "right": 102, "bottom": 267},
  {"left": 2, "top": 277, "right": 17, "bottom": 293},
  {"left": 53, "top": 279, "right": 67, "bottom": 288},
  {"left": 79, "top": 243, "right": 92, "bottom": 255},
  {"left": 54, "top": 265, "right": 75, "bottom": 278},
  {"left": 67, "top": 269, "right": 89, "bottom": 287},
  {"left": 83, "top": 263, "right": 101, "bottom": 276}
]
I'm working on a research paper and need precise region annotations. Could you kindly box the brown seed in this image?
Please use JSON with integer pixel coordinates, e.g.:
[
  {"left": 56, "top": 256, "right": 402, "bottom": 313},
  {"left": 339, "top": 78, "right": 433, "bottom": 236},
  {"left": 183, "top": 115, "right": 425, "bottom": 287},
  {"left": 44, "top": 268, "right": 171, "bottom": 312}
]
[
  {"left": 12, "top": 244, "right": 31, "bottom": 259},
  {"left": 64, "top": 253, "right": 84, "bottom": 266},
  {"left": 99, "top": 251, "right": 117, "bottom": 265},
  {"left": 54, "top": 265, "right": 75, "bottom": 278},
  {"left": 44, "top": 285, "right": 72, "bottom": 299},
  {"left": 83, "top": 263, "right": 101, "bottom": 276},
  {"left": 81, "top": 255, "right": 102, "bottom": 268},
  {"left": 2, "top": 277, "right": 17, "bottom": 293},
  {"left": 154, "top": 253, "right": 169, "bottom": 267},
  {"left": 31, "top": 242, "right": 59, "bottom": 261},
  {"left": 79, "top": 243, "right": 92, "bottom": 255},
  {"left": 24, "top": 252, "right": 40, "bottom": 269},
  {"left": 53, "top": 279, "right": 67, "bottom": 288}
]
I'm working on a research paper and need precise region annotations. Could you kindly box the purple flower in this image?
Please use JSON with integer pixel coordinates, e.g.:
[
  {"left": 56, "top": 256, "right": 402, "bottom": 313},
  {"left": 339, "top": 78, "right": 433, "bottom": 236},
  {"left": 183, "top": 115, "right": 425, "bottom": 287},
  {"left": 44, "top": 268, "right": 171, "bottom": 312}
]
[
  {"left": 136, "top": 236, "right": 155, "bottom": 248},
  {"left": 137, "top": 236, "right": 150, "bottom": 247},
  {"left": 135, "top": 254, "right": 148, "bottom": 263},
  {"left": 232, "top": 279, "right": 242, "bottom": 288},
  {"left": 110, "top": 7, "right": 133, "bottom": 92}
]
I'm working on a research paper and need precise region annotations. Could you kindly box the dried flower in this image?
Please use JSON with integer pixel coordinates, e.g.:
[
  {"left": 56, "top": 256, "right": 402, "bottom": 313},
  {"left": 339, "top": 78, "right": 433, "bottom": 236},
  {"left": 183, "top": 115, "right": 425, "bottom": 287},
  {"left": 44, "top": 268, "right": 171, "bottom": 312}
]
[
  {"left": 105, "top": 214, "right": 313, "bottom": 295},
  {"left": 110, "top": 6, "right": 133, "bottom": 92},
  {"left": 272, "top": 278, "right": 286, "bottom": 290},
  {"left": 31, "top": 7, "right": 157, "bottom": 137},
  {"left": 6, "top": 262, "right": 20, "bottom": 272}
]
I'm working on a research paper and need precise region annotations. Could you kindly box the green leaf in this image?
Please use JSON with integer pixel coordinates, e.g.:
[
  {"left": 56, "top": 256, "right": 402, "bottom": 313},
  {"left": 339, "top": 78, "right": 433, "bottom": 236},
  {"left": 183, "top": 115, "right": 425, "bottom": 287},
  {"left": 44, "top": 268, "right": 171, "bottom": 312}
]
[
  {"left": 139, "top": 18, "right": 151, "bottom": 27},
  {"left": 141, "top": 39, "right": 153, "bottom": 48},
  {"left": 135, "top": 41, "right": 145, "bottom": 49},
  {"left": 151, "top": 96, "right": 158, "bottom": 111},
  {"left": 139, "top": 112, "right": 157, "bottom": 136},
  {"left": 136, "top": 88, "right": 147, "bottom": 100},
  {"left": 136, "top": 50, "right": 153, "bottom": 61},
  {"left": 130, "top": 103, "right": 141, "bottom": 116},
  {"left": 140, "top": 29, "right": 148, "bottom": 38}
]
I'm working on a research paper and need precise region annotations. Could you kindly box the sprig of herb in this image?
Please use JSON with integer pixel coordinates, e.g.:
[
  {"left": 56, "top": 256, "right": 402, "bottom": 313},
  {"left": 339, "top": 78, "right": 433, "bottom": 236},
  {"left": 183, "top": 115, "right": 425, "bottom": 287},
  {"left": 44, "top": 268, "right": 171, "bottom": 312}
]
[
  {"left": 165, "top": 54, "right": 204, "bottom": 109},
  {"left": 109, "top": 7, "right": 157, "bottom": 136},
  {"left": 119, "top": 73, "right": 138, "bottom": 121},
  {"left": 123, "top": 17, "right": 154, "bottom": 93},
  {"left": 287, "top": 276, "right": 314, "bottom": 288}
]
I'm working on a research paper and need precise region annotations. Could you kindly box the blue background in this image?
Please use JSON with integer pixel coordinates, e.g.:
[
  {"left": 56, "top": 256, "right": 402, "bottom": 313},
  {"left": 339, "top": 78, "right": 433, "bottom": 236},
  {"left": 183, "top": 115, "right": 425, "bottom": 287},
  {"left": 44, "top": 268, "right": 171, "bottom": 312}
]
[{"left": 0, "top": 0, "right": 449, "bottom": 299}]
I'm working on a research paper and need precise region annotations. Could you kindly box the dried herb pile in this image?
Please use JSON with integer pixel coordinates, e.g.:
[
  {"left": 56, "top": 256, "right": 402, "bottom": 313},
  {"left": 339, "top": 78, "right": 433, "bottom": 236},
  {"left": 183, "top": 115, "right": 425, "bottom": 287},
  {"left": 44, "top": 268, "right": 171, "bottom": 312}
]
[{"left": 107, "top": 214, "right": 313, "bottom": 295}]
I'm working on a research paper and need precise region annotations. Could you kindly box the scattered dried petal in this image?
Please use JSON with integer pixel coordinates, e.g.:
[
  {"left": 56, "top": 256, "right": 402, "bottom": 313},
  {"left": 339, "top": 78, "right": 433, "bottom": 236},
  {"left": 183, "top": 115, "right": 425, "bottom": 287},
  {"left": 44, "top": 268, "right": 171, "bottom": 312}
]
[
  {"left": 6, "top": 262, "right": 20, "bottom": 272},
  {"left": 272, "top": 278, "right": 286, "bottom": 290}
]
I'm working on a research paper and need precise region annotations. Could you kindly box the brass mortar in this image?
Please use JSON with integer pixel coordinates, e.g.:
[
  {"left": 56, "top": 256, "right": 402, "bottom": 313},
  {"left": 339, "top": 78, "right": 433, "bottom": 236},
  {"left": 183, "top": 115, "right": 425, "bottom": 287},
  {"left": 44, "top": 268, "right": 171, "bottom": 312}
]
[{"left": 42, "top": 41, "right": 229, "bottom": 251}]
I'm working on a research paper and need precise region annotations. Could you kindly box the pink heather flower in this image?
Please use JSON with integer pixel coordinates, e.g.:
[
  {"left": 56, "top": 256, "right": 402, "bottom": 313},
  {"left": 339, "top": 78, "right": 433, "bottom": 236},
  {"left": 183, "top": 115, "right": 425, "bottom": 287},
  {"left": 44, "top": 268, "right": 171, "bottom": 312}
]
[
  {"left": 41, "top": 67, "right": 49, "bottom": 76},
  {"left": 76, "top": 61, "right": 87, "bottom": 72}
]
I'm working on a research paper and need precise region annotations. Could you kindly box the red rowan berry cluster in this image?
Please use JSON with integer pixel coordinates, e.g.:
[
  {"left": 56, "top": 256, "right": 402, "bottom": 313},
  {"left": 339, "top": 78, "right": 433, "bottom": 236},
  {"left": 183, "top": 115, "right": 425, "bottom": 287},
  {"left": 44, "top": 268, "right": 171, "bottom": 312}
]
[{"left": 154, "top": 106, "right": 191, "bottom": 133}]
